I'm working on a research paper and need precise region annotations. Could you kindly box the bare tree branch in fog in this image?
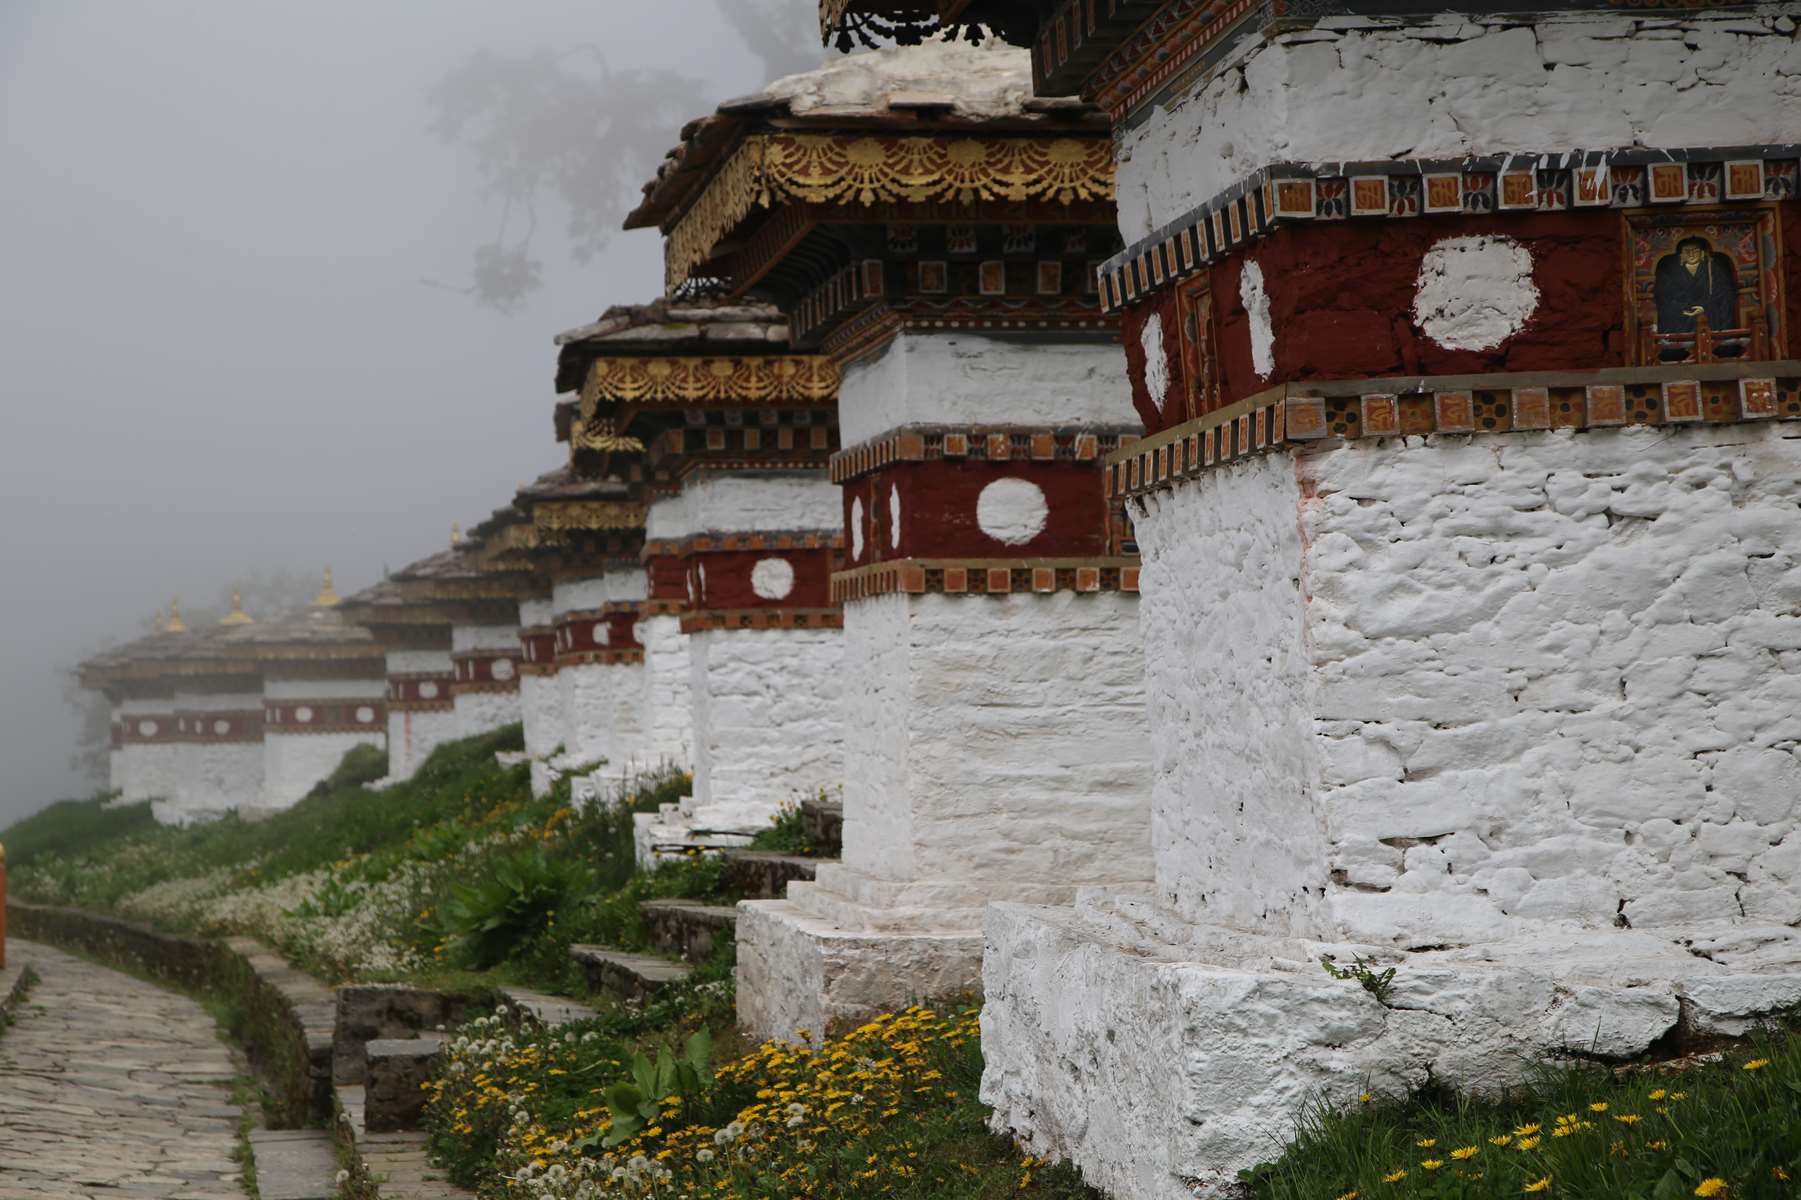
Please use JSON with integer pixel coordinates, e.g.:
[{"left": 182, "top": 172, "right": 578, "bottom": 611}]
[
  {"left": 58, "top": 569, "right": 319, "bottom": 794},
  {"left": 427, "top": 1, "right": 817, "bottom": 311}
]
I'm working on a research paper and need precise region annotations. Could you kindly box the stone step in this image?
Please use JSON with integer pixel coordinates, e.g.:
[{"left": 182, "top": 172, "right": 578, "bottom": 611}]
[
  {"left": 366, "top": 1036, "right": 445, "bottom": 1133},
  {"left": 569, "top": 944, "right": 692, "bottom": 1002},
  {"left": 720, "top": 849, "right": 828, "bottom": 898},
  {"left": 639, "top": 898, "right": 739, "bottom": 963},
  {"left": 250, "top": 1129, "right": 339, "bottom": 1200},
  {"left": 498, "top": 985, "right": 602, "bottom": 1028},
  {"left": 800, "top": 797, "right": 843, "bottom": 856}
]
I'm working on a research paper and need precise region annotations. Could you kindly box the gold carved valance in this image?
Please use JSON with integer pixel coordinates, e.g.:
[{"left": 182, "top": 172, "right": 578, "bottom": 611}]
[
  {"left": 580, "top": 355, "right": 839, "bottom": 413},
  {"left": 665, "top": 133, "right": 1115, "bottom": 289},
  {"left": 533, "top": 501, "right": 649, "bottom": 536}
]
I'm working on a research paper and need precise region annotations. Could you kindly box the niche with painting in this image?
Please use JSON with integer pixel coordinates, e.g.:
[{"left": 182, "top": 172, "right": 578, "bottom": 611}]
[{"left": 1625, "top": 208, "right": 1785, "bottom": 366}]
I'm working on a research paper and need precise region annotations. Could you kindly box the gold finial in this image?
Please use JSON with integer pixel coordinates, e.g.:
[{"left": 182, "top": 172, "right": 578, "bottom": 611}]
[
  {"left": 451, "top": 522, "right": 463, "bottom": 548},
  {"left": 314, "top": 567, "right": 340, "bottom": 608},
  {"left": 219, "top": 590, "right": 253, "bottom": 625},
  {"left": 164, "top": 599, "right": 188, "bottom": 634}
]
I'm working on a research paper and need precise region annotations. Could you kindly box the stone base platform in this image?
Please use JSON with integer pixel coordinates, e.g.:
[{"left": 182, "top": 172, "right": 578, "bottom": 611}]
[{"left": 980, "top": 890, "right": 1801, "bottom": 1200}]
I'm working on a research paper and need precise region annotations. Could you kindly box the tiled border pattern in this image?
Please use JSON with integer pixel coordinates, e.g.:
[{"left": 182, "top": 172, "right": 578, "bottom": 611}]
[
  {"left": 1097, "top": 148, "right": 1801, "bottom": 314},
  {"left": 830, "top": 425, "right": 1130, "bottom": 483},
  {"left": 171, "top": 711, "right": 265, "bottom": 744},
  {"left": 641, "top": 531, "right": 843, "bottom": 559},
  {"left": 387, "top": 672, "right": 457, "bottom": 712},
  {"left": 264, "top": 700, "right": 387, "bottom": 737},
  {"left": 1107, "top": 366, "right": 1801, "bottom": 501},
  {"left": 680, "top": 607, "right": 845, "bottom": 634},
  {"left": 556, "top": 648, "right": 647, "bottom": 667},
  {"left": 832, "top": 557, "right": 1141, "bottom": 602}
]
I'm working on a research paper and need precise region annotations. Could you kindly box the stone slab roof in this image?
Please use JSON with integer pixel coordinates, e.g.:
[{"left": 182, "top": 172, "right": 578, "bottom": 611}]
[{"left": 553, "top": 299, "right": 794, "bottom": 394}]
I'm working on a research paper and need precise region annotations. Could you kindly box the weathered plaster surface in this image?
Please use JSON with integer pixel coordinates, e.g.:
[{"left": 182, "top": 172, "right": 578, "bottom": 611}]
[
  {"left": 454, "top": 688, "right": 521, "bottom": 739},
  {"left": 389, "top": 707, "right": 459, "bottom": 783},
  {"left": 1116, "top": 11, "right": 1801, "bottom": 239},
  {"left": 986, "top": 424, "right": 1801, "bottom": 1194},
  {"left": 260, "top": 730, "right": 384, "bottom": 813},
  {"left": 558, "top": 660, "right": 644, "bottom": 771},
  {"left": 647, "top": 473, "right": 840, "bottom": 539},
  {"left": 686, "top": 626, "right": 842, "bottom": 836},
  {"left": 451, "top": 623, "right": 518, "bottom": 653},
  {"left": 552, "top": 570, "right": 646, "bottom": 614},
  {"left": 839, "top": 592, "right": 1152, "bottom": 890},
  {"left": 638, "top": 613, "right": 692, "bottom": 769},
  {"left": 838, "top": 333, "right": 1135, "bottom": 445}
]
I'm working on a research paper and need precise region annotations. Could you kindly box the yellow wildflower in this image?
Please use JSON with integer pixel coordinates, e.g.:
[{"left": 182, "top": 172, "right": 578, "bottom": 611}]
[
  {"left": 1614, "top": 1114, "right": 1642, "bottom": 1125},
  {"left": 1694, "top": 1180, "right": 1727, "bottom": 1198},
  {"left": 1588, "top": 1102, "right": 1609, "bottom": 1113},
  {"left": 1360, "top": 1092, "right": 1374, "bottom": 1104},
  {"left": 1648, "top": 1089, "right": 1668, "bottom": 1101},
  {"left": 1382, "top": 1170, "right": 1408, "bottom": 1184},
  {"left": 1491, "top": 1135, "right": 1514, "bottom": 1147},
  {"left": 1451, "top": 1147, "right": 1480, "bottom": 1161},
  {"left": 1772, "top": 1167, "right": 1790, "bottom": 1182},
  {"left": 1648, "top": 1141, "right": 1669, "bottom": 1151},
  {"left": 1743, "top": 1058, "right": 1770, "bottom": 1071},
  {"left": 1335, "top": 1191, "right": 1359, "bottom": 1200},
  {"left": 1421, "top": 1159, "right": 1445, "bottom": 1171},
  {"left": 1417, "top": 1138, "right": 1438, "bottom": 1148},
  {"left": 1516, "top": 1123, "right": 1542, "bottom": 1136},
  {"left": 1524, "top": 1176, "right": 1553, "bottom": 1193},
  {"left": 1517, "top": 1136, "right": 1542, "bottom": 1151}
]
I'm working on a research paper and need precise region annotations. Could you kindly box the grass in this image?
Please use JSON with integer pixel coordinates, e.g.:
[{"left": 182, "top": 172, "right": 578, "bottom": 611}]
[
  {"left": 746, "top": 798, "right": 819, "bottom": 857},
  {"left": 0, "top": 791, "right": 156, "bottom": 869},
  {"left": 1241, "top": 1018, "right": 1801, "bottom": 1200}
]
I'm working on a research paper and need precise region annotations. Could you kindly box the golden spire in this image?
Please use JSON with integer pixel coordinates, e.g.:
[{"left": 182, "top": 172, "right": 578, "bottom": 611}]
[
  {"left": 219, "top": 590, "right": 253, "bottom": 625},
  {"left": 451, "top": 522, "right": 463, "bottom": 549},
  {"left": 164, "top": 599, "right": 187, "bottom": 634},
  {"left": 313, "top": 567, "right": 341, "bottom": 608}
]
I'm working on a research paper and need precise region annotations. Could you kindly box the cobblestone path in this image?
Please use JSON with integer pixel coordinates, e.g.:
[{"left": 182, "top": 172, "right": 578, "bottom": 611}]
[{"left": 0, "top": 939, "right": 248, "bottom": 1199}]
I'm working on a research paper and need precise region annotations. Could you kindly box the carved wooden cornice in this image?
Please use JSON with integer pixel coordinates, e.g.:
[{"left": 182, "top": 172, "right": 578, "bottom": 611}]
[
  {"left": 666, "top": 132, "right": 1114, "bottom": 290},
  {"left": 581, "top": 354, "right": 839, "bottom": 411},
  {"left": 532, "top": 500, "right": 650, "bottom": 541}
]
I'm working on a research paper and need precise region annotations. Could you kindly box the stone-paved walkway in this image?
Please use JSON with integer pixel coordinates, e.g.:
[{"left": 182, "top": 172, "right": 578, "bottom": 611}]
[{"left": 0, "top": 939, "right": 248, "bottom": 1199}]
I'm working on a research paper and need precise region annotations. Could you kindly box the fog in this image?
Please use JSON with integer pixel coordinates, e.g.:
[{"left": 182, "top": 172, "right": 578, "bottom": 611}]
[{"left": 0, "top": 0, "right": 819, "bottom": 824}]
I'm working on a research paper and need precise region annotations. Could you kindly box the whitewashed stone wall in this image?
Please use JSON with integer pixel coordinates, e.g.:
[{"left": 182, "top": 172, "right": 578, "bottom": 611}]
[
  {"left": 169, "top": 687, "right": 264, "bottom": 822},
  {"left": 386, "top": 647, "right": 458, "bottom": 782},
  {"left": 118, "top": 697, "right": 178, "bottom": 808},
  {"left": 551, "top": 570, "right": 655, "bottom": 781},
  {"left": 983, "top": 423, "right": 1801, "bottom": 1194},
  {"left": 258, "top": 676, "right": 386, "bottom": 813},
  {"left": 108, "top": 745, "right": 127, "bottom": 797},
  {"left": 451, "top": 622, "right": 522, "bottom": 736},
  {"left": 838, "top": 332, "right": 1135, "bottom": 445},
  {"left": 688, "top": 626, "right": 842, "bottom": 834},
  {"left": 1115, "top": 10, "right": 1801, "bottom": 240},
  {"left": 638, "top": 613, "right": 692, "bottom": 769},
  {"left": 841, "top": 592, "right": 1152, "bottom": 891},
  {"left": 647, "top": 472, "right": 841, "bottom": 538}
]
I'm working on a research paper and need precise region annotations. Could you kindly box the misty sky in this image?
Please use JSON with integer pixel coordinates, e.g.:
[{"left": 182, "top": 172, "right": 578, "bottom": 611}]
[{"left": 0, "top": 0, "right": 816, "bottom": 823}]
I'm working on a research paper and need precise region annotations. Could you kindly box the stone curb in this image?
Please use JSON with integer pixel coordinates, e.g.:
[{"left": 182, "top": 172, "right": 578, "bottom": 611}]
[{"left": 7, "top": 898, "right": 334, "bottom": 1124}]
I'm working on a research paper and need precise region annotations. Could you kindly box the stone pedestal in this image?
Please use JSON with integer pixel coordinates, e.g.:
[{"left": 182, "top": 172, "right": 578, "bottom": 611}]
[
  {"left": 984, "top": 419, "right": 1801, "bottom": 1195},
  {"left": 384, "top": 648, "right": 457, "bottom": 783},
  {"left": 257, "top": 676, "right": 387, "bottom": 813},
  {"left": 517, "top": 597, "right": 563, "bottom": 796},
  {"left": 736, "top": 333, "right": 1152, "bottom": 1040},
  {"left": 633, "top": 473, "right": 845, "bottom": 863}
]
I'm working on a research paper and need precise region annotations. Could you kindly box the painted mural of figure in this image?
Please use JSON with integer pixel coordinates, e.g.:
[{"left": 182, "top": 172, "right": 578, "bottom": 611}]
[{"left": 1655, "top": 236, "right": 1739, "bottom": 336}]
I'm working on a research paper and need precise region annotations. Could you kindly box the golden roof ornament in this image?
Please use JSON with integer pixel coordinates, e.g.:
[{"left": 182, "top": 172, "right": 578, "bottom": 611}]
[
  {"left": 164, "top": 599, "right": 187, "bottom": 634},
  {"left": 313, "top": 567, "right": 341, "bottom": 608},
  {"left": 451, "top": 522, "right": 463, "bottom": 548},
  {"left": 219, "top": 590, "right": 253, "bottom": 625}
]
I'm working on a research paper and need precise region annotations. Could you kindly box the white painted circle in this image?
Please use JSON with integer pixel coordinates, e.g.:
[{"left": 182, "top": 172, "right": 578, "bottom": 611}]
[
  {"left": 492, "top": 658, "right": 515, "bottom": 681},
  {"left": 418, "top": 681, "right": 439, "bottom": 700},
  {"left": 850, "top": 497, "right": 866, "bottom": 560},
  {"left": 213, "top": 719, "right": 230, "bottom": 735},
  {"left": 750, "top": 557, "right": 796, "bottom": 601},
  {"left": 139, "top": 720, "right": 157, "bottom": 737},
  {"left": 1413, "top": 235, "right": 1539, "bottom": 351},
  {"left": 356, "top": 706, "right": 377, "bottom": 724},
  {"left": 295, "top": 706, "right": 314, "bottom": 724},
  {"left": 975, "top": 477, "right": 1049, "bottom": 546},
  {"left": 1240, "top": 259, "right": 1274, "bottom": 380},
  {"left": 888, "top": 485, "right": 902, "bottom": 549},
  {"left": 1141, "top": 312, "right": 1172, "bottom": 413}
]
